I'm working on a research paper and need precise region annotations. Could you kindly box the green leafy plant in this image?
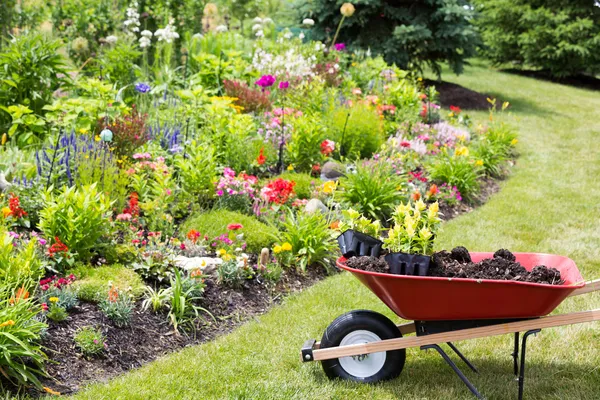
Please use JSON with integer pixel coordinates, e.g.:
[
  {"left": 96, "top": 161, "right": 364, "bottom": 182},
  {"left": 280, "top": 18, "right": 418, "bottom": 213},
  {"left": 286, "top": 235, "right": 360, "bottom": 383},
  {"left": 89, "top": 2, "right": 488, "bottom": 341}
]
[
  {"left": 339, "top": 161, "right": 405, "bottom": 223},
  {"left": 327, "top": 103, "right": 383, "bottom": 159},
  {"left": 167, "top": 269, "right": 214, "bottom": 332},
  {"left": 427, "top": 152, "right": 482, "bottom": 203},
  {"left": 383, "top": 200, "right": 441, "bottom": 255},
  {"left": 46, "top": 303, "right": 68, "bottom": 322},
  {"left": 0, "top": 230, "right": 44, "bottom": 286},
  {"left": 338, "top": 208, "right": 382, "bottom": 237},
  {"left": 286, "top": 115, "right": 327, "bottom": 173},
  {"left": 141, "top": 285, "right": 171, "bottom": 313},
  {"left": 174, "top": 141, "right": 218, "bottom": 206},
  {"left": 279, "top": 211, "right": 336, "bottom": 272},
  {"left": 38, "top": 184, "right": 113, "bottom": 263},
  {"left": 74, "top": 326, "right": 106, "bottom": 358},
  {"left": 98, "top": 287, "right": 134, "bottom": 328},
  {"left": 216, "top": 259, "right": 251, "bottom": 288},
  {"left": 71, "top": 264, "right": 145, "bottom": 303}
]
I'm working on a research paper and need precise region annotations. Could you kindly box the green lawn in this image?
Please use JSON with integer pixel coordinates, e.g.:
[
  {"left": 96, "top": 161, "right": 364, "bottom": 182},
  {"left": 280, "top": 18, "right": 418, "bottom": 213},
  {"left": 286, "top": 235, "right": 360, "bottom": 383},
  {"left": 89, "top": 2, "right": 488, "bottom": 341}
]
[{"left": 72, "top": 64, "right": 600, "bottom": 400}]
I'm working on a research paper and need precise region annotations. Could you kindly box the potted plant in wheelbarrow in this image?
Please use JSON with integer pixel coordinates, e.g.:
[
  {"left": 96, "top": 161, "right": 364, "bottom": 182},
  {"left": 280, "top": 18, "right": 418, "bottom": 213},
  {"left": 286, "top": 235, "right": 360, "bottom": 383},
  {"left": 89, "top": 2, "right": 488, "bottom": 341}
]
[
  {"left": 336, "top": 208, "right": 383, "bottom": 258},
  {"left": 383, "top": 200, "right": 441, "bottom": 276}
]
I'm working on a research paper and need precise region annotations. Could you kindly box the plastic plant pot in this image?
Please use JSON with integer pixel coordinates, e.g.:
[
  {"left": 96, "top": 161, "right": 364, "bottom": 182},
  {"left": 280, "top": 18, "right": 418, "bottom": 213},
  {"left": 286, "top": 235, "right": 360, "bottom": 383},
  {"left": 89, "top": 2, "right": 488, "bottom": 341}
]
[
  {"left": 384, "top": 252, "right": 431, "bottom": 276},
  {"left": 337, "top": 230, "right": 383, "bottom": 258}
]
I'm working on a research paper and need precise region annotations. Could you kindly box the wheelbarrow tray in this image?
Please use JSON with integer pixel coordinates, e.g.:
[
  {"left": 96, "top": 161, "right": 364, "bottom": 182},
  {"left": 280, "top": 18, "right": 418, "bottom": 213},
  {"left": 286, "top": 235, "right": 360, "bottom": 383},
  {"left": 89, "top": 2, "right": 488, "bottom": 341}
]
[{"left": 337, "top": 252, "right": 585, "bottom": 320}]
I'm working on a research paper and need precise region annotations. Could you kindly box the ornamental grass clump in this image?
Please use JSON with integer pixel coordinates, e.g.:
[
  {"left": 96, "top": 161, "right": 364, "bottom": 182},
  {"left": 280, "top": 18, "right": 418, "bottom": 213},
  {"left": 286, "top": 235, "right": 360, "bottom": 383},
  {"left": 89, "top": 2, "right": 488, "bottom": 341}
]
[{"left": 383, "top": 200, "right": 441, "bottom": 256}]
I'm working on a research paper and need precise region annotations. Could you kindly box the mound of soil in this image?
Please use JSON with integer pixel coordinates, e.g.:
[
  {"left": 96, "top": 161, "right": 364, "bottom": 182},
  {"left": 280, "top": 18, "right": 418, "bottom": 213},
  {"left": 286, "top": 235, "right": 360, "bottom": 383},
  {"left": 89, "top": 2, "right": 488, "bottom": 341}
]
[
  {"left": 31, "top": 267, "right": 328, "bottom": 397},
  {"left": 429, "top": 248, "right": 563, "bottom": 285},
  {"left": 424, "top": 79, "right": 498, "bottom": 110},
  {"left": 346, "top": 256, "right": 389, "bottom": 274}
]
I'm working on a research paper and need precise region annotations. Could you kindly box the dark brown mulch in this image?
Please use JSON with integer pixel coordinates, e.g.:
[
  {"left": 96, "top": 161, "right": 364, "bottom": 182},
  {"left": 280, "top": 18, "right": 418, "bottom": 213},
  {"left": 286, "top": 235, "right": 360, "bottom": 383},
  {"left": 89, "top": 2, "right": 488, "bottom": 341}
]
[
  {"left": 501, "top": 69, "right": 600, "bottom": 92},
  {"left": 32, "top": 267, "right": 329, "bottom": 397},
  {"left": 429, "top": 247, "right": 564, "bottom": 285},
  {"left": 424, "top": 79, "right": 498, "bottom": 110}
]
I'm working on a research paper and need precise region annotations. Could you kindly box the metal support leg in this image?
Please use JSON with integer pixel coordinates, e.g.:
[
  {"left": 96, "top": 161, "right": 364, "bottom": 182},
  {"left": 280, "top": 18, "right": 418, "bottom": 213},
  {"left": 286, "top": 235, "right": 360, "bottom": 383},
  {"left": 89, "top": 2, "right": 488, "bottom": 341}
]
[
  {"left": 447, "top": 342, "right": 478, "bottom": 373},
  {"left": 422, "top": 344, "right": 484, "bottom": 399},
  {"left": 512, "top": 332, "right": 520, "bottom": 376},
  {"left": 518, "top": 329, "right": 541, "bottom": 400}
]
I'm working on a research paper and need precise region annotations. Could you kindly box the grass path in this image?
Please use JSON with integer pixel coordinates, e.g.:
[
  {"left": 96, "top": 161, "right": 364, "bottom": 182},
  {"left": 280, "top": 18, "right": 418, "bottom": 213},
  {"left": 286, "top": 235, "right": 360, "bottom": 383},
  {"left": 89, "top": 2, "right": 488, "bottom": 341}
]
[{"left": 73, "top": 64, "right": 600, "bottom": 400}]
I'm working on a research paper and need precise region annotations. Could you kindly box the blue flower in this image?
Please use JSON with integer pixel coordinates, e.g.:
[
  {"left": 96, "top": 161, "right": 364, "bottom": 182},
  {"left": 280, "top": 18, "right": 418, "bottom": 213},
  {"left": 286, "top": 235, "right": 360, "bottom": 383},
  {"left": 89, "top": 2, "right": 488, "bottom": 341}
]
[{"left": 135, "top": 82, "right": 151, "bottom": 94}]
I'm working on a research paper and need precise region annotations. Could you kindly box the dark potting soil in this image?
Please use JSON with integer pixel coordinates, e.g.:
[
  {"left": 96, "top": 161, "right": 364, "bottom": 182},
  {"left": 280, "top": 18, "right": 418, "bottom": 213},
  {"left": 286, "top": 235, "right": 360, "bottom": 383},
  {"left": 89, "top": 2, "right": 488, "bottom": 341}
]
[
  {"left": 29, "top": 267, "right": 329, "bottom": 397},
  {"left": 346, "top": 256, "right": 390, "bottom": 274},
  {"left": 424, "top": 79, "right": 500, "bottom": 110},
  {"left": 429, "top": 247, "right": 564, "bottom": 285}
]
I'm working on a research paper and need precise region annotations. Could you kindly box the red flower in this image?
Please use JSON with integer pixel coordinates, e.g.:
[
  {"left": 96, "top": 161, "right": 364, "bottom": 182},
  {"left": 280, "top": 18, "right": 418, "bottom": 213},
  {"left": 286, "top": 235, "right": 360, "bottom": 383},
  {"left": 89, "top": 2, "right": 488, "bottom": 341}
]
[
  {"left": 227, "top": 223, "right": 244, "bottom": 231},
  {"left": 320, "top": 140, "right": 336, "bottom": 156},
  {"left": 411, "top": 191, "right": 421, "bottom": 201},
  {"left": 187, "top": 229, "right": 201, "bottom": 242},
  {"left": 8, "top": 193, "right": 27, "bottom": 219},
  {"left": 48, "top": 237, "right": 68, "bottom": 258},
  {"left": 257, "top": 148, "right": 266, "bottom": 165},
  {"left": 400, "top": 141, "right": 411, "bottom": 148},
  {"left": 261, "top": 178, "right": 296, "bottom": 205},
  {"left": 180, "top": 243, "right": 186, "bottom": 250},
  {"left": 449, "top": 105, "right": 462, "bottom": 114},
  {"left": 419, "top": 93, "right": 428, "bottom": 100},
  {"left": 123, "top": 192, "right": 140, "bottom": 216},
  {"left": 41, "top": 303, "right": 48, "bottom": 311},
  {"left": 312, "top": 164, "right": 321, "bottom": 173}
]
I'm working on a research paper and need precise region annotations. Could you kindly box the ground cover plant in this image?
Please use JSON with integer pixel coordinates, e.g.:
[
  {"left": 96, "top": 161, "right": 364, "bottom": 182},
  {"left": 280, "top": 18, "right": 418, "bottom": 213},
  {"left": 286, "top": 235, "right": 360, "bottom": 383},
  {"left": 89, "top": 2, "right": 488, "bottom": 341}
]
[{"left": 0, "top": 1, "right": 521, "bottom": 396}]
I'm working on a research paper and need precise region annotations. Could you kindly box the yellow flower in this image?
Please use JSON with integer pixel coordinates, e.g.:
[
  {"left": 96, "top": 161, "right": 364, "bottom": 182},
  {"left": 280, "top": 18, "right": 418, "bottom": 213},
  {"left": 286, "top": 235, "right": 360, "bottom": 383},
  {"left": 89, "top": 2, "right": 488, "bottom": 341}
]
[
  {"left": 395, "top": 202, "right": 411, "bottom": 216},
  {"left": 448, "top": 112, "right": 454, "bottom": 118},
  {"left": 43, "top": 387, "right": 61, "bottom": 396},
  {"left": 322, "top": 180, "right": 337, "bottom": 194},
  {"left": 0, "top": 320, "right": 15, "bottom": 328},
  {"left": 217, "top": 249, "right": 226, "bottom": 256},
  {"left": 222, "top": 253, "right": 232, "bottom": 261},
  {"left": 475, "top": 159, "right": 484, "bottom": 167},
  {"left": 287, "top": 164, "right": 294, "bottom": 171},
  {"left": 429, "top": 201, "right": 439, "bottom": 215},
  {"left": 94, "top": 135, "right": 101, "bottom": 142},
  {"left": 273, "top": 245, "right": 282, "bottom": 254},
  {"left": 2, "top": 207, "right": 12, "bottom": 218},
  {"left": 511, "top": 138, "right": 518, "bottom": 145},
  {"left": 340, "top": 2, "right": 355, "bottom": 17},
  {"left": 281, "top": 242, "right": 292, "bottom": 251},
  {"left": 415, "top": 199, "right": 426, "bottom": 211},
  {"left": 419, "top": 227, "right": 432, "bottom": 240},
  {"left": 417, "top": 77, "right": 422, "bottom": 82},
  {"left": 1, "top": 133, "right": 7, "bottom": 145},
  {"left": 49, "top": 297, "right": 59, "bottom": 303},
  {"left": 455, "top": 146, "right": 469, "bottom": 157}
]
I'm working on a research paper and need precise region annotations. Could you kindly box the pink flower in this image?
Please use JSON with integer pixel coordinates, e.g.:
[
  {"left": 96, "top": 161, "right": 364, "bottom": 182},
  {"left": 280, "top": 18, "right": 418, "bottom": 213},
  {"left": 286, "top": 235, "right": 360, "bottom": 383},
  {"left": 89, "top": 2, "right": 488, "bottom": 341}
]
[
  {"left": 255, "top": 75, "right": 276, "bottom": 88},
  {"left": 223, "top": 167, "right": 236, "bottom": 177},
  {"left": 116, "top": 213, "right": 132, "bottom": 221},
  {"left": 278, "top": 81, "right": 289, "bottom": 89},
  {"left": 166, "top": 189, "right": 172, "bottom": 196},
  {"left": 180, "top": 243, "right": 186, "bottom": 250},
  {"left": 400, "top": 141, "right": 411, "bottom": 148},
  {"left": 227, "top": 223, "right": 243, "bottom": 231},
  {"left": 334, "top": 43, "right": 346, "bottom": 51},
  {"left": 216, "top": 190, "right": 224, "bottom": 196}
]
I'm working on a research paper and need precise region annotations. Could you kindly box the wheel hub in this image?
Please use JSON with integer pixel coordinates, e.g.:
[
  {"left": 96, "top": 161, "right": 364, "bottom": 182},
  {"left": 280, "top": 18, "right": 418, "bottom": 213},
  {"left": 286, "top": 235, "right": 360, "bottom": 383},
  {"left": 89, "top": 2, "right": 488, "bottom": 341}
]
[{"left": 338, "top": 330, "right": 386, "bottom": 378}]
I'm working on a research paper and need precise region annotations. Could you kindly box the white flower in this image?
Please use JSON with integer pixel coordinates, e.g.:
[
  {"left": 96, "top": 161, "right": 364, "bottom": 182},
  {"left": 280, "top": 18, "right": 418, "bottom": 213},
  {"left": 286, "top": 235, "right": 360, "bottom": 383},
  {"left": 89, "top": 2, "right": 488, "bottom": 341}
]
[
  {"left": 256, "top": 30, "right": 264, "bottom": 37},
  {"left": 299, "top": 32, "right": 305, "bottom": 40},
  {"left": 263, "top": 17, "right": 273, "bottom": 24},
  {"left": 283, "top": 31, "right": 292, "bottom": 39},
  {"left": 192, "top": 33, "right": 203, "bottom": 39},
  {"left": 215, "top": 25, "right": 228, "bottom": 33},
  {"left": 123, "top": 1, "right": 140, "bottom": 34},
  {"left": 334, "top": 63, "right": 339, "bottom": 70},
  {"left": 328, "top": 68, "right": 334, "bottom": 74},
  {"left": 253, "top": 17, "right": 263, "bottom": 23},
  {"left": 105, "top": 35, "right": 118, "bottom": 44},
  {"left": 139, "top": 36, "right": 151, "bottom": 48},
  {"left": 141, "top": 30, "right": 152, "bottom": 38},
  {"left": 154, "top": 19, "right": 179, "bottom": 43},
  {"left": 252, "top": 23, "right": 262, "bottom": 32},
  {"left": 303, "top": 18, "right": 315, "bottom": 26}
]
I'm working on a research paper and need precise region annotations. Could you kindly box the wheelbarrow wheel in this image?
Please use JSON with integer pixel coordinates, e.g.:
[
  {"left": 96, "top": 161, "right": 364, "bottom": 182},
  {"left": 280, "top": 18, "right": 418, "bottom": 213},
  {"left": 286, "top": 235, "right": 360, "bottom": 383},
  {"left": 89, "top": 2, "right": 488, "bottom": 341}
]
[{"left": 320, "top": 310, "right": 405, "bottom": 383}]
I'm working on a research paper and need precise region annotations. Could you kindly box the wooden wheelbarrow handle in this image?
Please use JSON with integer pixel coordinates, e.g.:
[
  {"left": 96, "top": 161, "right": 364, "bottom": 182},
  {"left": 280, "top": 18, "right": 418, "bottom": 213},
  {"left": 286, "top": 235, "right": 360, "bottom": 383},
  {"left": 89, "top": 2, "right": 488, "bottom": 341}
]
[{"left": 569, "top": 279, "right": 600, "bottom": 297}]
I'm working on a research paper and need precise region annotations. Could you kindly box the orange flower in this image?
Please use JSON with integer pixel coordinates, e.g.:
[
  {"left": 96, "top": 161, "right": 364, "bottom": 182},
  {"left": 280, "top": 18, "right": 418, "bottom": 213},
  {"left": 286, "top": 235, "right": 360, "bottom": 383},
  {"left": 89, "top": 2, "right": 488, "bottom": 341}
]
[
  {"left": 107, "top": 287, "right": 119, "bottom": 302},
  {"left": 411, "top": 191, "right": 421, "bottom": 201},
  {"left": 426, "top": 184, "right": 439, "bottom": 198},
  {"left": 186, "top": 229, "right": 201, "bottom": 243},
  {"left": 0, "top": 320, "right": 15, "bottom": 328},
  {"left": 330, "top": 220, "right": 340, "bottom": 230},
  {"left": 10, "top": 287, "right": 29, "bottom": 304},
  {"left": 43, "top": 387, "right": 61, "bottom": 396}
]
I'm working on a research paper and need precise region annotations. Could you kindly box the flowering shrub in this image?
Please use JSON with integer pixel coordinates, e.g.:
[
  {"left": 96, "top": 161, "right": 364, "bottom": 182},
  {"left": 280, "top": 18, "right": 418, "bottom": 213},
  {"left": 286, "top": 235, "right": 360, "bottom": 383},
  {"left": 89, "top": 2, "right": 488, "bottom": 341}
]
[
  {"left": 215, "top": 168, "right": 258, "bottom": 213},
  {"left": 74, "top": 326, "right": 107, "bottom": 358},
  {"left": 39, "top": 274, "right": 78, "bottom": 311},
  {"left": 106, "top": 108, "right": 149, "bottom": 157},
  {"left": 260, "top": 178, "right": 296, "bottom": 205},
  {"left": 223, "top": 79, "right": 272, "bottom": 113},
  {"left": 383, "top": 200, "right": 441, "bottom": 255},
  {"left": 99, "top": 286, "right": 134, "bottom": 327}
]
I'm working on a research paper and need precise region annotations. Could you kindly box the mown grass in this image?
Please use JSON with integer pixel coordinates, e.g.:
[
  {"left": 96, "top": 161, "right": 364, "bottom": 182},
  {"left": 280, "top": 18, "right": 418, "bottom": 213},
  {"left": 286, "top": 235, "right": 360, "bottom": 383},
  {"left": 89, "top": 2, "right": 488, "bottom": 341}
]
[{"left": 71, "top": 63, "right": 600, "bottom": 400}]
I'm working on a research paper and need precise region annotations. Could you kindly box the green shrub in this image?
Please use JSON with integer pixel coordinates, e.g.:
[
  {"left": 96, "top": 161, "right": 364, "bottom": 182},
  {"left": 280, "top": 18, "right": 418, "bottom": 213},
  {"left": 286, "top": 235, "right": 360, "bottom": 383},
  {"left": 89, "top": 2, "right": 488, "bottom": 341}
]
[
  {"left": 167, "top": 269, "right": 213, "bottom": 332},
  {"left": 98, "top": 287, "right": 134, "bottom": 328},
  {"left": 96, "top": 37, "right": 141, "bottom": 88},
  {"left": 174, "top": 141, "right": 218, "bottom": 206},
  {"left": 279, "top": 211, "right": 336, "bottom": 272},
  {"left": 180, "top": 210, "right": 278, "bottom": 253},
  {"left": 0, "top": 285, "right": 47, "bottom": 388},
  {"left": 0, "top": 228, "right": 44, "bottom": 287},
  {"left": 74, "top": 326, "right": 106, "bottom": 358},
  {"left": 300, "top": 0, "right": 478, "bottom": 76},
  {"left": 38, "top": 184, "right": 113, "bottom": 264},
  {"left": 276, "top": 172, "right": 316, "bottom": 200},
  {"left": 46, "top": 304, "right": 68, "bottom": 322},
  {"left": 286, "top": 115, "right": 327, "bottom": 173},
  {"left": 428, "top": 153, "right": 483, "bottom": 202},
  {"left": 473, "top": 140, "right": 508, "bottom": 178},
  {"left": 474, "top": 0, "right": 600, "bottom": 77},
  {"left": 327, "top": 103, "right": 383, "bottom": 159},
  {"left": 71, "top": 264, "right": 145, "bottom": 303},
  {"left": 339, "top": 161, "right": 406, "bottom": 223}
]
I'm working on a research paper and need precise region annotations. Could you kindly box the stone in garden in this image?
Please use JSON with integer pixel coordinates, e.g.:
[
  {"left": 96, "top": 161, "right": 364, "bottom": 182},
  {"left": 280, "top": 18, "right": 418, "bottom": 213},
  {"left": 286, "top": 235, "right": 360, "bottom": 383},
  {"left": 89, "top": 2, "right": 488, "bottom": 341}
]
[
  {"left": 0, "top": 173, "right": 10, "bottom": 192},
  {"left": 305, "top": 198, "right": 328, "bottom": 215},
  {"left": 174, "top": 255, "right": 222, "bottom": 276},
  {"left": 320, "top": 161, "right": 346, "bottom": 180}
]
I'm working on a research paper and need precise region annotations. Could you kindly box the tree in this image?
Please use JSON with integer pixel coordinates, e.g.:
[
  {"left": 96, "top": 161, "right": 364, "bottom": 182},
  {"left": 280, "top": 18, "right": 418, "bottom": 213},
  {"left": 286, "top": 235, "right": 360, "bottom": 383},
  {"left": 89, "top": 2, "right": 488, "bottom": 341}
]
[
  {"left": 297, "top": 0, "right": 478, "bottom": 76},
  {"left": 474, "top": 0, "right": 600, "bottom": 77}
]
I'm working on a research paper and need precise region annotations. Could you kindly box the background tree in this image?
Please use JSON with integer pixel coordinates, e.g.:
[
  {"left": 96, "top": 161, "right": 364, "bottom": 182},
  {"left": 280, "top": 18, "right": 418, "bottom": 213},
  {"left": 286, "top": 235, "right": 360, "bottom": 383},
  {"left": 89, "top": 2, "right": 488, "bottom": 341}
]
[
  {"left": 474, "top": 0, "right": 600, "bottom": 78},
  {"left": 296, "top": 0, "right": 478, "bottom": 76}
]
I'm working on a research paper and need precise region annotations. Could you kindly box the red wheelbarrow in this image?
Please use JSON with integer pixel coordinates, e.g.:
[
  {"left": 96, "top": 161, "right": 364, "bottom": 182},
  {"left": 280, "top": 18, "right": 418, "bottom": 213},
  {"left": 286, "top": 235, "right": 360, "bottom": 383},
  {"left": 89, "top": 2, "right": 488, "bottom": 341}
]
[{"left": 301, "top": 252, "right": 600, "bottom": 399}]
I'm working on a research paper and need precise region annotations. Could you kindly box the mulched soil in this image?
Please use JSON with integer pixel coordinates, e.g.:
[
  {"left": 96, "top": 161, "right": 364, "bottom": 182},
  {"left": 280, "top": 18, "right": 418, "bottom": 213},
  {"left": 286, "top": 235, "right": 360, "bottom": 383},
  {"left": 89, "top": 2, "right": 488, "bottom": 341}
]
[
  {"left": 31, "top": 267, "right": 328, "bottom": 397},
  {"left": 424, "top": 79, "right": 498, "bottom": 110},
  {"left": 501, "top": 69, "right": 600, "bottom": 92}
]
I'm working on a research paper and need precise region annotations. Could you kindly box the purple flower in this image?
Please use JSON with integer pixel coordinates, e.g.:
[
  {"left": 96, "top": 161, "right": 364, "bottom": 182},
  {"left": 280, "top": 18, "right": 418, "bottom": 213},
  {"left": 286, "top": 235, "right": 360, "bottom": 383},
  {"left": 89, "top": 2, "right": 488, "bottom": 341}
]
[
  {"left": 135, "top": 82, "right": 151, "bottom": 93},
  {"left": 255, "top": 75, "right": 276, "bottom": 88},
  {"left": 334, "top": 43, "right": 346, "bottom": 51},
  {"left": 278, "top": 81, "right": 289, "bottom": 90},
  {"left": 216, "top": 190, "right": 224, "bottom": 196}
]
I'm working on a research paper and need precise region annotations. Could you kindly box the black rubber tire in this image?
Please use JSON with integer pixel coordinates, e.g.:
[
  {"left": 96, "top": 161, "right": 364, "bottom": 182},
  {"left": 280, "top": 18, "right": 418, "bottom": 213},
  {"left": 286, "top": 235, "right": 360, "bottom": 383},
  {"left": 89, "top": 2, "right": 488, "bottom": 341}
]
[{"left": 320, "top": 310, "right": 406, "bottom": 383}]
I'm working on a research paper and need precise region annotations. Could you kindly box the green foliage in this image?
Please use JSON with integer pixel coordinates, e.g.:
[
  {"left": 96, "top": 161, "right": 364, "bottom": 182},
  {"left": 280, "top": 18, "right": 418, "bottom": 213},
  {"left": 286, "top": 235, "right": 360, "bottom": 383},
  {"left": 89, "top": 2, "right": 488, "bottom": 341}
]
[
  {"left": 46, "top": 304, "right": 68, "bottom": 322},
  {"left": 286, "top": 115, "right": 327, "bottom": 172},
  {"left": 0, "top": 230, "right": 44, "bottom": 287},
  {"left": 181, "top": 210, "right": 278, "bottom": 253},
  {"left": 96, "top": 38, "right": 142, "bottom": 87},
  {"left": 167, "top": 269, "right": 213, "bottom": 332},
  {"left": 279, "top": 211, "right": 336, "bottom": 271},
  {"left": 216, "top": 259, "right": 252, "bottom": 288},
  {"left": 339, "top": 161, "right": 405, "bottom": 223},
  {"left": 71, "top": 264, "right": 145, "bottom": 303},
  {"left": 326, "top": 103, "right": 383, "bottom": 159},
  {"left": 275, "top": 172, "right": 315, "bottom": 199},
  {"left": 38, "top": 184, "right": 114, "bottom": 263},
  {"left": 174, "top": 141, "right": 217, "bottom": 206},
  {"left": 141, "top": 285, "right": 171, "bottom": 313},
  {"left": 338, "top": 208, "right": 382, "bottom": 237},
  {"left": 300, "top": 0, "right": 478, "bottom": 76},
  {"left": 0, "top": 285, "right": 47, "bottom": 388},
  {"left": 74, "top": 326, "right": 106, "bottom": 358},
  {"left": 40, "top": 288, "right": 78, "bottom": 311},
  {"left": 98, "top": 288, "right": 134, "bottom": 328},
  {"left": 428, "top": 153, "right": 483, "bottom": 202},
  {"left": 0, "top": 105, "right": 46, "bottom": 148},
  {"left": 474, "top": 0, "right": 600, "bottom": 77},
  {"left": 384, "top": 200, "right": 441, "bottom": 255}
]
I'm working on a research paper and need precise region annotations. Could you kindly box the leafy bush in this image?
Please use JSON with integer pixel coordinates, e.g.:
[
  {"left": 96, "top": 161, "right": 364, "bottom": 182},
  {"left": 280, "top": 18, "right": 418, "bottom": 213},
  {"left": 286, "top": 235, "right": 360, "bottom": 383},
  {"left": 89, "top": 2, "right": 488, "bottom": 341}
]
[
  {"left": 0, "top": 229, "right": 44, "bottom": 286},
  {"left": 74, "top": 326, "right": 106, "bottom": 358},
  {"left": 167, "top": 269, "right": 213, "bottom": 332},
  {"left": 0, "top": 285, "right": 47, "bottom": 388},
  {"left": 71, "top": 264, "right": 145, "bottom": 303},
  {"left": 174, "top": 141, "right": 218, "bottom": 206},
  {"left": 327, "top": 103, "right": 383, "bottom": 159},
  {"left": 286, "top": 115, "right": 328, "bottom": 172},
  {"left": 96, "top": 38, "right": 142, "bottom": 87},
  {"left": 474, "top": 0, "right": 600, "bottom": 77},
  {"left": 98, "top": 287, "right": 134, "bottom": 328},
  {"left": 279, "top": 211, "right": 336, "bottom": 271},
  {"left": 217, "top": 259, "right": 253, "bottom": 288},
  {"left": 300, "top": 0, "right": 478, "bottom": 76},
  {"left": 339, "top": 161, "right": 405, "bottom": 223},
  {"left": 38, "top": 184, "right": 113, "bottom": 263},
  {"left": 223, "top": 79, "right": 272, "bottom": 113},
  {"left": 46, "top": 304, "right": 68, "bottom": 322},
  {"left": 428, "top": 153, "right": 483, "bottom": 202},
  {"left": 181, "top": 210, "right": 278, "bottom": 253}
]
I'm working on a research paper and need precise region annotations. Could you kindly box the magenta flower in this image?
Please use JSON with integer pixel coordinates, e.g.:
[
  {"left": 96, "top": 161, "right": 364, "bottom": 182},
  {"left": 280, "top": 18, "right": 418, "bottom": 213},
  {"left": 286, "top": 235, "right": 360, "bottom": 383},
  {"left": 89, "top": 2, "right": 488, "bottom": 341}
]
[
  {"left": 334, "top": 43, "right": 346, "bottom": 51},
  {"left": 255, "top": 75, "right": 276, "bottom": 88},
  {"left": 278, "top": 81, "right": 289, "bottom": 89}
]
